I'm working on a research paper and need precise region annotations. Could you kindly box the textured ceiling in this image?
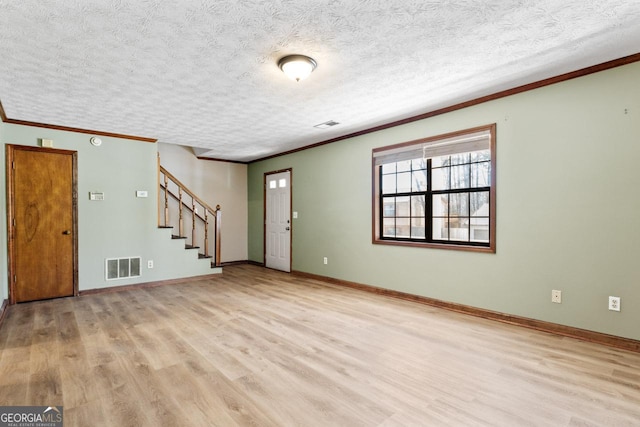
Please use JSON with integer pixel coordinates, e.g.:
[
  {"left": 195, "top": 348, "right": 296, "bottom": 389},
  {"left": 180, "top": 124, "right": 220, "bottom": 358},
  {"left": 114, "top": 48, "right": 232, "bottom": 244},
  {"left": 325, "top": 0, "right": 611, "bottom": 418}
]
[{"left": 1, "top": 1, "right": 639, "bottom": 162}]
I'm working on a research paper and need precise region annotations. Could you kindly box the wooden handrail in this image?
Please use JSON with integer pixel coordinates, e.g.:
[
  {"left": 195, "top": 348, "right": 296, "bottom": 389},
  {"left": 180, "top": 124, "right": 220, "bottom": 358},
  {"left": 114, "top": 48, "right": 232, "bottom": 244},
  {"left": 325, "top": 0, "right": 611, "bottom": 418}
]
[
  {"left": 160, "top": 166, "right": 218, "bottom": 214},
  {"left": 158, "top": 163, "right": 222, "bottom": 267}
]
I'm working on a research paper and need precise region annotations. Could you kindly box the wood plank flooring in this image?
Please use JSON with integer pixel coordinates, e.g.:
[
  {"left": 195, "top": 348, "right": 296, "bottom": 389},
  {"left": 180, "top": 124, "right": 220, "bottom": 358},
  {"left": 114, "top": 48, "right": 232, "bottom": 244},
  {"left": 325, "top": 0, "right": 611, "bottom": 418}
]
[{"left": 1, "top": 264, "right": 639, "bottom": 426}]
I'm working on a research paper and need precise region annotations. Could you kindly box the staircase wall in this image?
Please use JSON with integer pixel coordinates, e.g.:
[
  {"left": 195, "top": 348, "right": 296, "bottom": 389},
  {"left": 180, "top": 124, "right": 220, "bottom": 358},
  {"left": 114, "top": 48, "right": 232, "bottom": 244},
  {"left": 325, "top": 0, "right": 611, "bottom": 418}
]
[{"left": 158, "top": 143, "right": 248, "bottom": 263}]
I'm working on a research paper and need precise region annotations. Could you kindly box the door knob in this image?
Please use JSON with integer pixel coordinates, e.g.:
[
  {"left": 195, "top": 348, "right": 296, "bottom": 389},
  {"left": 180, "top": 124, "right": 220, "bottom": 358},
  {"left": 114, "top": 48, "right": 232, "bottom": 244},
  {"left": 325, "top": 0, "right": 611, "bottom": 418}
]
[
  {"left": 62, "top": 230, "right": 71, "bottom": 235},
  {"left": 285, "top": 227, "right": 290, "bottom": 231}
]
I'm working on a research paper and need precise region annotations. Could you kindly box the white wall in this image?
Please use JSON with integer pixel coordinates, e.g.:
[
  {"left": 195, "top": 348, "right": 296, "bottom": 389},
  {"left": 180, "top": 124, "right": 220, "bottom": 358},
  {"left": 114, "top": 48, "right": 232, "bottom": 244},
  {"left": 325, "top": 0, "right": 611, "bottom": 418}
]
[{"left": 158, "top": 143, "right": 248, "bottom": 263}]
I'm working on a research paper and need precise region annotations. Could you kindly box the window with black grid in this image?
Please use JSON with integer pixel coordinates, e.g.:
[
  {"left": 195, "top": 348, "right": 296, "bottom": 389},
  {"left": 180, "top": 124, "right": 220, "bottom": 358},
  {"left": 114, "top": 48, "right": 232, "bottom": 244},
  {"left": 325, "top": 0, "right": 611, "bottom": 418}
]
[{"left": 373, "top": 124, "right": 495, "bottom": 251}]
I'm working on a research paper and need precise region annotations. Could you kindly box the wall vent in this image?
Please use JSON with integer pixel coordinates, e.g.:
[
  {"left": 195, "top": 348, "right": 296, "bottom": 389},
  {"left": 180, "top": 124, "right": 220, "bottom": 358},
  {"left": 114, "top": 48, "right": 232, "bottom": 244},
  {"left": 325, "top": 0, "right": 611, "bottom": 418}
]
[
  {"left": 106, "top": 257, "right": 141, "bottom": 280},
  {"left": 314, "top": 120, "right": 340, "bottom": 129}
]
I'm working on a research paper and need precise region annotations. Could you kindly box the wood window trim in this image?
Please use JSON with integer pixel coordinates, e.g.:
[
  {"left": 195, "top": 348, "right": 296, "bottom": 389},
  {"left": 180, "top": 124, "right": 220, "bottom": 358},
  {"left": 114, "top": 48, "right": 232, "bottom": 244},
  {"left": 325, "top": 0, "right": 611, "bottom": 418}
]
[{"left": 371, "top": 124, "right": 496, "bottom": 253}]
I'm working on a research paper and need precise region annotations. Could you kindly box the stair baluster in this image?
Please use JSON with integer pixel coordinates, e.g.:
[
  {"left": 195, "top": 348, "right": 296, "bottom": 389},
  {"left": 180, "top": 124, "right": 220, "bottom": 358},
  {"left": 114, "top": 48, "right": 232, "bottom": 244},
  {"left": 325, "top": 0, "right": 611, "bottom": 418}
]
[
  {"left": 178, "top": 187, "right": 184, "bottom": 238},
  {"left": 204, "top": 209, "right": 209, "bottom": 258},
  {"left": 191, "top": 198, "right": 196, "bottom": 248},
  {"left": 163, "top": 174, "right": 169, "bottom": 227}
]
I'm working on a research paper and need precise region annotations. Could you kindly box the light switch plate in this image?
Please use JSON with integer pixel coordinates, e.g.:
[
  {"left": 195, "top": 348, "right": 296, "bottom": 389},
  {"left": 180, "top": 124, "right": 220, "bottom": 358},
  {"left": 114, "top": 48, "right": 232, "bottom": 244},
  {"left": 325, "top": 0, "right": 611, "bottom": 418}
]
[
  {"left": 136, "top": 190, "right": 148, "bottom": 198},
  {"left": 89, "top": 192, "right": 105, "bottom": 201}
]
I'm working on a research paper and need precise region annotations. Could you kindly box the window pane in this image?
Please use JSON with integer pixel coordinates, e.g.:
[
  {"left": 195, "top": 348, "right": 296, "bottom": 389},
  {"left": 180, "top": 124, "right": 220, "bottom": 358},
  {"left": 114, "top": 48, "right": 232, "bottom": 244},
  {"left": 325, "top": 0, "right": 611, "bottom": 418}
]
[
  {"left": 382, "top": 163, "right": 396, "bottom": 174},
  {"left": 412, "top": 158, "right": 426, "bottom": 170},
  {"left": 471, "top": 192, "right": 490, "bottom": 216},
  {"left": 449, "top": 193, "right": 469, "bottom": 217},
  {"left": 432, "top": 155, "right": 448, "bottom": 168},
  {"left": 450, "top": 152, "right": 470, "bottom": 165},
  {"left": 411, "top": 218, "right": 425, "bottom": 238},
  {"left": 471, "top": 149, "right": 490, "bottom": 162},
  {"left": 432, "top": 167, "right": 450, "bottom": 190},
  {"left": 382, "top": 197, "right": 396, "bottom": 217},
  {"left": 269, "top": 180, "right": 277, "bottom": 189},
  {"left": 433, "top": 194, "right": 448, "bottom": 217},
  {"left": 397, "top": 172, "right": 411, "bottom": 193},
  {"left": 396, "top": 218, "right": 410, "bottom": 238},
  {"left": 450, "top": 165, "right": 470, "bottom": 189},
  {"left": 397, "top": 160, "right": 411, "bottom": 172},
  {"left": 471, "top": 218, "right": 490, "bottom": 243},
  {"left": 471, "top": 161, "right": 490, "bottom": 187},
  {"left": 396, "top": 196, "right": 410, "bottom": 216},
  {"left": 382, "top": 174, "right": 396, "bottom": 194},
  {"left": 432, "top": 217, "right": 448, "bottom": 240},
  {"left": 411, "top": 169, "right": 427, "bottom": 191},
  {"left": 411, "top": 196, "right": 425, "bottom": 217},
  {"left": 383, "top": 217, "right": 396, "bottom": 238},
  {"left": 449, "top": 218, "right": 470, "bottom": 241}
]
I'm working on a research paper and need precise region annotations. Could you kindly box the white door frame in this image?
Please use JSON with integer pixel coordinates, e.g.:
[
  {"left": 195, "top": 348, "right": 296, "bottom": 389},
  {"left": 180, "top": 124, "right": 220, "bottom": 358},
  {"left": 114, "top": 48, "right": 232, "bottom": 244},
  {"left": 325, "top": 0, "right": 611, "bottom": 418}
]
[{"left": 264, "top": 169, "right": 292, "bottom": 272}]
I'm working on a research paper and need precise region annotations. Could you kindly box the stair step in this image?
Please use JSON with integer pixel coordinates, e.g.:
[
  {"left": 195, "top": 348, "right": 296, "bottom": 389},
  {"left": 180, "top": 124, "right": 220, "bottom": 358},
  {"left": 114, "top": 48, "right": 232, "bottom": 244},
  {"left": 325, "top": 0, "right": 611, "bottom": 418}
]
[
  {"left": 158, "top": 226, "right": 173, "bottom": 229},
  {"left": 172, "top": 235, "right": 187, "bottom": 240},
  {"left": 185, "top": 245, "right": 200, "bottom": 250},
  {"left": 198, "top": 253, "right": 213, "bottom": 259}
]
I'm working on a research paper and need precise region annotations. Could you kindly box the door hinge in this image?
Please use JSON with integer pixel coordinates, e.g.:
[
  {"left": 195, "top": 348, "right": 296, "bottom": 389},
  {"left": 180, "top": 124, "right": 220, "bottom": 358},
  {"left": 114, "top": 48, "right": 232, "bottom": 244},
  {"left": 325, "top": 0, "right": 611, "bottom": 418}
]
[
  {"left": 14, "top": 275, "right": 16, "bottom": 283},
  {"left": 12, "top": 161, "right": 15, "bottom": 169}
]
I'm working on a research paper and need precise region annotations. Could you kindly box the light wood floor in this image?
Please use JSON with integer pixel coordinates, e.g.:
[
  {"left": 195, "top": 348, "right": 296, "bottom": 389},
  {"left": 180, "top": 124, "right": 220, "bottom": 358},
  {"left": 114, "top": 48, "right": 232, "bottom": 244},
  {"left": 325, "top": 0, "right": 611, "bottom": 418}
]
[{"left": 1, "top": 265, "right": 639, "bottom": 426}]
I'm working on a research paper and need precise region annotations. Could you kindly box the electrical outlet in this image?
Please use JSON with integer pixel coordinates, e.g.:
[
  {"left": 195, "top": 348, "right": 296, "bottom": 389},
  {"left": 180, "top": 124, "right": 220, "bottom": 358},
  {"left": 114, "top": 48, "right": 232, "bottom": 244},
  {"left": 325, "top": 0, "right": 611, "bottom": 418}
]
[
  {"left": 551, "top": 290, "right": 562, "bottom": 304},
  {"left": 608, "top": 296, "right": 621, "bottom": 312},
  {"left": 323, "top": 257, "right": 328, "bottom": 265},
  {"left": 148, "top": 260, "right": 154, "bottom": 269}
]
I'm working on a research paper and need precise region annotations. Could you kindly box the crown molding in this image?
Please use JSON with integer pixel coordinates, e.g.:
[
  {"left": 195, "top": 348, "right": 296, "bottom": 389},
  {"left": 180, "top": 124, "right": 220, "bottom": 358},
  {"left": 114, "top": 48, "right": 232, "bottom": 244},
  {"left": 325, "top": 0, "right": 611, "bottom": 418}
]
[
  {"left": 251, "top": 52, "right": 640, "bottom": 163},
  {"left": 0, "top": 99, "right": 156, "bottom": 143}
]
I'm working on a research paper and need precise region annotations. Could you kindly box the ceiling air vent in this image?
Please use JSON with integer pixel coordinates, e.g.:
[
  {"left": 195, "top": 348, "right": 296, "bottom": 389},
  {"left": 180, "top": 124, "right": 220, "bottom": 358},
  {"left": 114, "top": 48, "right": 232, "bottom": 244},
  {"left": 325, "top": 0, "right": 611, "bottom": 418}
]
[
  {"left": 314, "top": 120, "right": 340, "bottom": 129},
  {"left": 106, "top": 257, "right": 141, "bottom": 280}
]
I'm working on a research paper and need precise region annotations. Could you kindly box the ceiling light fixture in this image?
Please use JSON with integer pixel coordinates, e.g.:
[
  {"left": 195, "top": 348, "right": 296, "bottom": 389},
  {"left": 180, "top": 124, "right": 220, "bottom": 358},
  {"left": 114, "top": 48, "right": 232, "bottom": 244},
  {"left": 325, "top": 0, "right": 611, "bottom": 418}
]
[{"left": 278, "top": 55, "right": 317, "bottom": 82}]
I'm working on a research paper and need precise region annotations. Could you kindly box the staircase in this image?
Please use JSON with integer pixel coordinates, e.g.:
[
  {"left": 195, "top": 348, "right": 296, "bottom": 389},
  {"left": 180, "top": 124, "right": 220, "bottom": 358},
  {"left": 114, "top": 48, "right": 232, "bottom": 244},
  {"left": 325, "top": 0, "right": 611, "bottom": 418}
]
[{"left": 158, "top": 157, "right": 222, "bottom": 269}]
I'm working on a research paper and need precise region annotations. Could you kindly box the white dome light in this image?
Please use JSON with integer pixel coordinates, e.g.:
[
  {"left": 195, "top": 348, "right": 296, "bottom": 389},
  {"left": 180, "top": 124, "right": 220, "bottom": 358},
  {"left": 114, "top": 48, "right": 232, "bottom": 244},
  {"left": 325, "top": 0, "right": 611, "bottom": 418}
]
[{"left": 278, "top": 55, "right": 317, "bottom": 82}]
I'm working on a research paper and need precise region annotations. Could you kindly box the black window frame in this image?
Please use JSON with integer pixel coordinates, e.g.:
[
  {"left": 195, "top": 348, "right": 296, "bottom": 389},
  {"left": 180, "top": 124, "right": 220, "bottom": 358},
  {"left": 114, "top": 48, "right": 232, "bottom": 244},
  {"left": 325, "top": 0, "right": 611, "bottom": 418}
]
[{"left": 372, "top": 124, "right": 496, "bottom": 253}]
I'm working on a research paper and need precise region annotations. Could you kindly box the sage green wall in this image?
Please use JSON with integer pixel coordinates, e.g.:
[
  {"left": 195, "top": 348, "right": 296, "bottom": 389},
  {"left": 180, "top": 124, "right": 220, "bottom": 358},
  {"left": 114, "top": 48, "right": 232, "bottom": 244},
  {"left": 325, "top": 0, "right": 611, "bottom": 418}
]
[
  {"left": 248, "top": 61, "right": 640, "bottom": 340},
  {"left": 0, "top": 123, "right": 215, "bottom": 295}
]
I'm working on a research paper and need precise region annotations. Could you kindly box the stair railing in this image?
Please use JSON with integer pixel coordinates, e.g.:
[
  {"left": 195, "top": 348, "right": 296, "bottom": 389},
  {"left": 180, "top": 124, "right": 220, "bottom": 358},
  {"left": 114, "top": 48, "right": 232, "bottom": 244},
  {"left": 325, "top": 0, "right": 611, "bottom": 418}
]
[{"left": 158, "top": 158, "right": 221, "bottom": 267}]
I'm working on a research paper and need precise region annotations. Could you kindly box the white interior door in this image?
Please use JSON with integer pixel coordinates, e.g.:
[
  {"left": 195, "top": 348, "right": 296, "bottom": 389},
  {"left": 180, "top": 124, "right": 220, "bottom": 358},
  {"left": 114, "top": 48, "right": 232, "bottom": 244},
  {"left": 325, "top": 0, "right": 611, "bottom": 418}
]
[{"left": 265, "top": 171, "right": 291, "bottom": 272}]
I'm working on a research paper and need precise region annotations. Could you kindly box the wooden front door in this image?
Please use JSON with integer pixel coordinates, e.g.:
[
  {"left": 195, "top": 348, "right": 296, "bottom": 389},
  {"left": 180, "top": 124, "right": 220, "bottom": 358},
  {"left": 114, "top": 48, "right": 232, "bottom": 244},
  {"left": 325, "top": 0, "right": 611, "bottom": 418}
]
[{"left": 7, "top": 145, "right": 77, "bottom": 303}]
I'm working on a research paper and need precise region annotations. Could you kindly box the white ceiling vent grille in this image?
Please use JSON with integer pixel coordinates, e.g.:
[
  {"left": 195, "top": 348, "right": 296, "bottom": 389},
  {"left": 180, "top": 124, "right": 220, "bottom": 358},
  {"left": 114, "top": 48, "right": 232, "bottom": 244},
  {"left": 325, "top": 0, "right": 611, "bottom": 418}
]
[
  {"left": 314, "top": 120, "right": 340, "bottom": 129},
  {"left": 106, "top": 257, "right": 141, "bottom": 281}
]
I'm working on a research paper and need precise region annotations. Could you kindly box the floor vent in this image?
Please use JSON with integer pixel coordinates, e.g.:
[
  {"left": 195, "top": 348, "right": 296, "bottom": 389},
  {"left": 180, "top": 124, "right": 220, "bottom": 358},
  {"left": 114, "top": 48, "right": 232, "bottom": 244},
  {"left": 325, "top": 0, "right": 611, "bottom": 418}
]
[{"left": 106, "top": 257, "right": 141, "bottom": 280}]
